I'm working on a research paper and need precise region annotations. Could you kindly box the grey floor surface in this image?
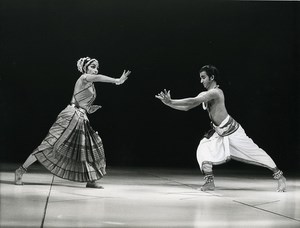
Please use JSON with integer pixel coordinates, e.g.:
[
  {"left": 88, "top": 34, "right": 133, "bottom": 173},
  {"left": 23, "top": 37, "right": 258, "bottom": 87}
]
[{"left": 0, "top": 163, "right": 299, "bottom": 228}]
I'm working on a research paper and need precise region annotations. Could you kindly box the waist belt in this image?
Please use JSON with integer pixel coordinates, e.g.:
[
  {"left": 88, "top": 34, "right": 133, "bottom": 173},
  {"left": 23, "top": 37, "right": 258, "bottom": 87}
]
[
  {"left": 213, "top": 116, "right": 239, "bottom": 137},
  {"left": 70, "top": 103, "right": 101, "bottom": 114},
  {"left": 70, "top": 103, "right": 87, "bottom": 113}
]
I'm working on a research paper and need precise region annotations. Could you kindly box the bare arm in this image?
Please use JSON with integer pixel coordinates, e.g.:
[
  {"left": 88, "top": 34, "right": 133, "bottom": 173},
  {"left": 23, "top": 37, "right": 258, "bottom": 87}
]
[
  {"left": 162, "top": 91, "right": 199, "bottom": 111},
  {"left": 163, "top": 103, "right": 192, "bottom": 111},
  {"left": 171, "top": 90, "right": 218, "bottom": 106},
  {"left": 85, "top": 70, "right": 131, "bottom": 85},
  {"left": 156, "top": 89, "right": 219, "bottom": 111}
]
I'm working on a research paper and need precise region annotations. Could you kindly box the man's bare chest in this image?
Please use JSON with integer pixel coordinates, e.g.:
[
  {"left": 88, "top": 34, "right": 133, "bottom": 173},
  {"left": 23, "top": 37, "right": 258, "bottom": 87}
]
[{"left": 207, "top": 100, "right": 216, "bottom": 112}]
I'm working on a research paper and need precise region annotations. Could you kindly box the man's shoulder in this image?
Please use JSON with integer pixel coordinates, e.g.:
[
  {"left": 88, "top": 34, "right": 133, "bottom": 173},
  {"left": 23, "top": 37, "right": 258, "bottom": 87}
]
[
  {"left": 196, "top": 89, "right": 223, "bottom": 102},
  {"left": 210, "top": 88, "right": 224, "bottom": 100},
  {"left": 208, "top": 87, "right": 224, "bottom": 95},
  {"left": 215, "top": 87, "right": 224, "bottom": 94}
]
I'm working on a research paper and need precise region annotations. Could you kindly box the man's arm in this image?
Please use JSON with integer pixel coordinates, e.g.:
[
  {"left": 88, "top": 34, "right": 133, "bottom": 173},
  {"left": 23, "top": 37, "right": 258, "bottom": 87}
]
[
  {"left": 156, "top": 89, "right": 219, "bottom": 111},
  {"left": 170, "top": 90, "right": 218, "bottom": 106},
  {"left": 163, "top": 103, "right": 193, "bottom": 111}
]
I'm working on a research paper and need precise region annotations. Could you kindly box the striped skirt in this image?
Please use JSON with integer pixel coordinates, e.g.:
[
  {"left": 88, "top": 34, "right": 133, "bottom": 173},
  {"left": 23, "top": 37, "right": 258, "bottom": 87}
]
[{"left": 33, "top": 105, "right": 106, "bottom": 182}]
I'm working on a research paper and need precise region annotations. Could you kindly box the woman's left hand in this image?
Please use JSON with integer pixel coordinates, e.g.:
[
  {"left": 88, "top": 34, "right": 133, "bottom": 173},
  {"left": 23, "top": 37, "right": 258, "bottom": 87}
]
[{"left": 116, "top": 70, "right": 131, "bottom": 85}]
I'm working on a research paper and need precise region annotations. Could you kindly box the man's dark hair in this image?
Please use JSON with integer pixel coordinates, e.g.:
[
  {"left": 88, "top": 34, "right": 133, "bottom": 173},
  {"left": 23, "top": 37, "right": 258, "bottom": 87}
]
[{"left": 199, "top": 65, "right": 220, "bottom": 82}]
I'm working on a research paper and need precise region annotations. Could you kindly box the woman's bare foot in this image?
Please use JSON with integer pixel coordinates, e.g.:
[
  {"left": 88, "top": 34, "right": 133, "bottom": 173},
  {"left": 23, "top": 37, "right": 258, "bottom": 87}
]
[
  {"left": 86, "top": 181, "right": 104, "bottom": 189},
  {"left": 15, "top": 166, "right": 27, "bottom": 185}
]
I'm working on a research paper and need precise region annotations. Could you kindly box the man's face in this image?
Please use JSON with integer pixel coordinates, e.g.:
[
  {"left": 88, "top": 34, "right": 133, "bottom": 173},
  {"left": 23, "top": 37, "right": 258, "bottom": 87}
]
[{"left": 200, "top": 71, "right": 211, "bottom": 89}]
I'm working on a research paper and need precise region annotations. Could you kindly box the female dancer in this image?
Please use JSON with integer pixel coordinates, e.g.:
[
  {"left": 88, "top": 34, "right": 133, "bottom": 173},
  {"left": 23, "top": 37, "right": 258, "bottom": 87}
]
[{"left": 15, "top": 57, "right": 131, "bottom": 188}]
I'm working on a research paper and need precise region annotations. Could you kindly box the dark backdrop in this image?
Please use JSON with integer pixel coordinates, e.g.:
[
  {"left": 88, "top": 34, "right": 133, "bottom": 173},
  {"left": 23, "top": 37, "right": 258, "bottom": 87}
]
[{"left": 1, "top": 0, "right": 299, "bottom": 171}]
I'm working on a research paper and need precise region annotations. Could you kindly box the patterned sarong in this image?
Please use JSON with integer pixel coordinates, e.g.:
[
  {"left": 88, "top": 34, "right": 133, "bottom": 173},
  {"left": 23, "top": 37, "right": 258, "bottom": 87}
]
[{"left": 33, "top": 105, "right": 106, "bottom": 182}]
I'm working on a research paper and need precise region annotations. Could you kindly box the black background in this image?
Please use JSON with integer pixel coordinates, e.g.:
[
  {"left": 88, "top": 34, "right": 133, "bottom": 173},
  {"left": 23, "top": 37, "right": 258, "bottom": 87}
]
[{"left": 1, "top": 0, "right": 299, "bottom": 171}]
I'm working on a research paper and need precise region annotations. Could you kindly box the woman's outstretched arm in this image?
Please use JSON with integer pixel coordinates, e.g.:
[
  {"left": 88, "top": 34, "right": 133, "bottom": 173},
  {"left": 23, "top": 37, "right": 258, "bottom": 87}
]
[{"left": 85, "top": 70, "right": 131, "bottom": 85}]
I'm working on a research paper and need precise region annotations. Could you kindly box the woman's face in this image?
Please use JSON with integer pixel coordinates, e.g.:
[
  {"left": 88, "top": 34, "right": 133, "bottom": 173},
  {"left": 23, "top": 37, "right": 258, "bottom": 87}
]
[{"left": 86, "top": 61, "right": 99, "bottom": 75}]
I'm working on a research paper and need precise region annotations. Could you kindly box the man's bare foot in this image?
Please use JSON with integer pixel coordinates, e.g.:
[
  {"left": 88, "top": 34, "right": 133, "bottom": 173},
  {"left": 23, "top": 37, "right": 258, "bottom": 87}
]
[
  {"left": 198, "top": 174, "right": 215, "bottom": 191},
  {"left": 273, "top": 170, "right": 286, "bottom": 192},
  {"left": 198, "top": 181, "right": 215, "bottom": 191},
  {"left": 277, "top": 176, "right": 286, "bottom": 192}
]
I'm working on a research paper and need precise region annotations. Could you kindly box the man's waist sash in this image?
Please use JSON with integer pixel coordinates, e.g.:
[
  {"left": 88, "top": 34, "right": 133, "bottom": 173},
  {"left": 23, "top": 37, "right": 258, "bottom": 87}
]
[{"left": 213, "top": 115, "right": 240, "bottom": 137}]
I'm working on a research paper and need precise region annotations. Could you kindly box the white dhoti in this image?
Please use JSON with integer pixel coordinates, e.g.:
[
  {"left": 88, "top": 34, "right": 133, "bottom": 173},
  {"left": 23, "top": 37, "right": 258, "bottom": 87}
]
[{"left": 196, "top": 115, "right": 277, "bottom": 171}]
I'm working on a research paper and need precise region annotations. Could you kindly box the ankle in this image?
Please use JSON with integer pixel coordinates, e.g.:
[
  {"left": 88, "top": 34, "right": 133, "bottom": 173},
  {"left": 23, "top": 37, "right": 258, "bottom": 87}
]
[
  {"left": 20, "top": 165, "right": 27, "bottom": 172},
  {"left": 273, "top": 170, "right": 283, "bottom": 180},
  {"left": 16, "top": 166, "right": 27, "bottom": 173},
  {"left": 204, "top": 174, "right": 214, "bottom": 183}
]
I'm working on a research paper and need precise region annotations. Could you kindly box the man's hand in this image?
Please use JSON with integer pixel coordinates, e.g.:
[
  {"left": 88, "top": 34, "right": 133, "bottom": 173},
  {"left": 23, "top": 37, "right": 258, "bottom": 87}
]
[{"left": 155, "top": 89, "right": 172, "bottom": 105}]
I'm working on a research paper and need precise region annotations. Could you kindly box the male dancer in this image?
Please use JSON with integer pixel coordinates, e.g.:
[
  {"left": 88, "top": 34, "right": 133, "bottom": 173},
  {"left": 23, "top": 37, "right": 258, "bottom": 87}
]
[{"left": 155, "top": 65, "right": 286, "bottom": 192}]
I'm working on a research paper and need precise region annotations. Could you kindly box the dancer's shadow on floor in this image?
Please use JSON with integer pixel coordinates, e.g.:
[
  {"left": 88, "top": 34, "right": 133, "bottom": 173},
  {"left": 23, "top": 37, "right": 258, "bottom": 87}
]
[
  {"left": 0, "top": 179, "right": 86, "bottom": 188},
  {"left": 189, "top": 184, "right": 268, "bottom": 192}
]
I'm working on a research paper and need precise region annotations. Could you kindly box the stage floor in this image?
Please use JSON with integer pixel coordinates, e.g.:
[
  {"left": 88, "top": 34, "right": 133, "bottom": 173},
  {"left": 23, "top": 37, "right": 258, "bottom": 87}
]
[{"left": 0, "top": 163, "right": 299, "bottom": 228}]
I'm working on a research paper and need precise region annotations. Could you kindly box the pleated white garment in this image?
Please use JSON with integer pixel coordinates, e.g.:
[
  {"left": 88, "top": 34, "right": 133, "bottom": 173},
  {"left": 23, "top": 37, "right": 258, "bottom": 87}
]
[{"left": 196, "top": 116, "right": 277, "bottom": 171}]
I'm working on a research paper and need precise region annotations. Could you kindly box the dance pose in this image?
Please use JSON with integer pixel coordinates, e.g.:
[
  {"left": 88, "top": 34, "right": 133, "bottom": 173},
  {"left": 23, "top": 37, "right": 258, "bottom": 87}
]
[
  {"left": 15, "top": 57, "right": 131, "bottom": 188},
  {"left": 155, "top": 65, "right": 286, "bottom": 192}
]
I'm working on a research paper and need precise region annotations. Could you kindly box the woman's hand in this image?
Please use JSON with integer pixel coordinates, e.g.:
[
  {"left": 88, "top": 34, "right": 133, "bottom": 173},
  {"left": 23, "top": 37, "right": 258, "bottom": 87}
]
[{"left": 116, "top": 70, "right": 131, "bottom": 85}]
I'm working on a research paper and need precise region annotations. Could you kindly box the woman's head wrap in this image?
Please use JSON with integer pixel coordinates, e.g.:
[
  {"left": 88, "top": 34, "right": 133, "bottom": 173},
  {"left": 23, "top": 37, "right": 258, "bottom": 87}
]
[{"left": 77, "top": 57, "right": 98, "bottom": 73}]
